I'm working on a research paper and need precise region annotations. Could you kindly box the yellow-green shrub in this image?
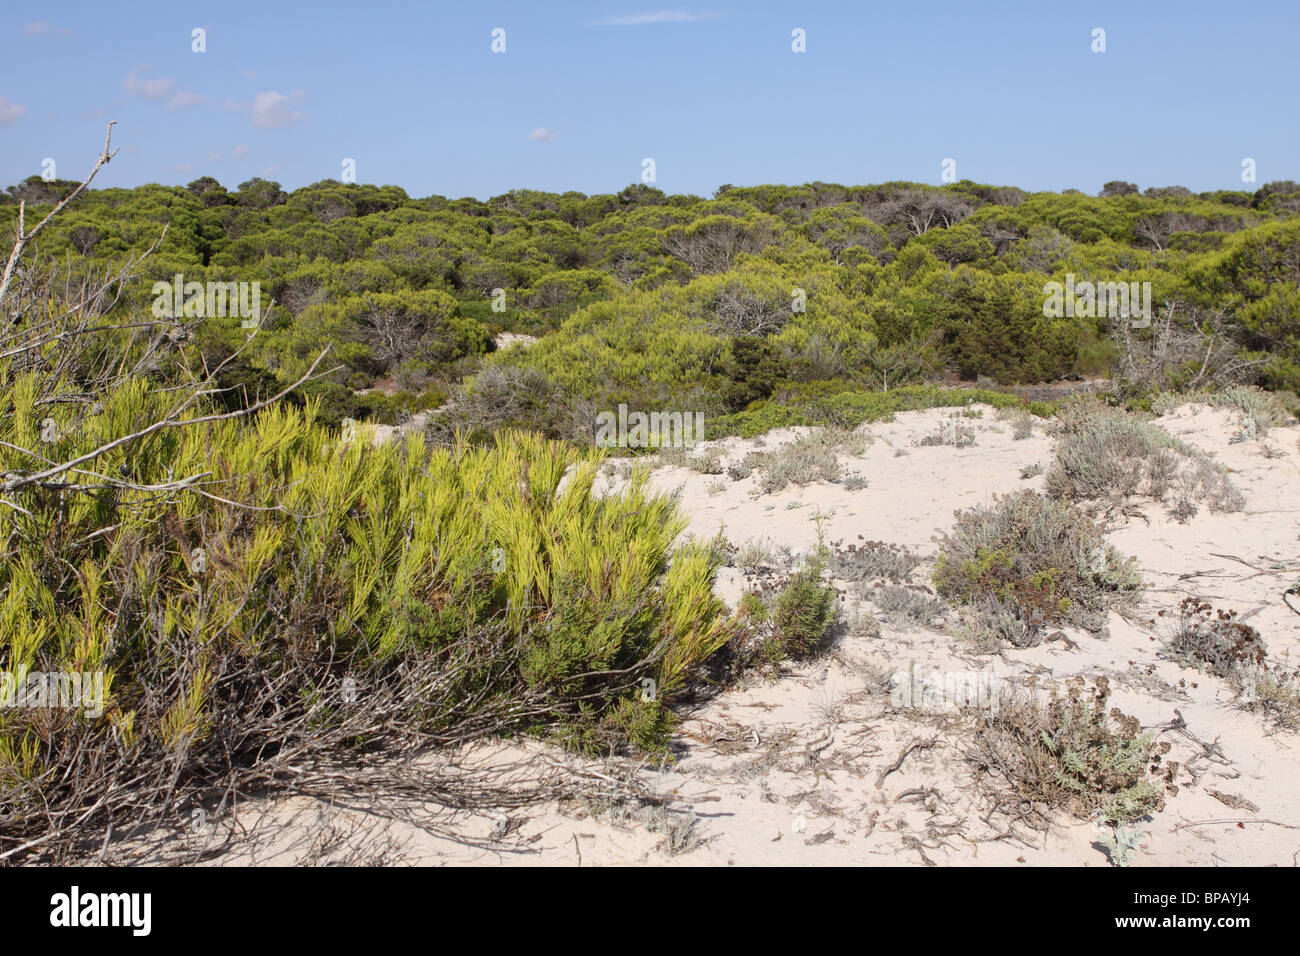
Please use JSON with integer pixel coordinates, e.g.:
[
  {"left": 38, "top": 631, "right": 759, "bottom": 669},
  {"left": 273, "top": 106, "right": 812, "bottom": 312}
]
[{"left": 0, "top": 375, "right": 734, "bottom": 857}]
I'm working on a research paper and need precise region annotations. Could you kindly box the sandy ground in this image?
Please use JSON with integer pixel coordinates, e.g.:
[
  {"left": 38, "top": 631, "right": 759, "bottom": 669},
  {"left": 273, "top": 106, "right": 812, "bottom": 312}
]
[
  {"left": 157, "top": 402, "right": 1300, "bottom": 867},
  {"left": 492, "top": 331, "right": 539, "bottom": 350}
]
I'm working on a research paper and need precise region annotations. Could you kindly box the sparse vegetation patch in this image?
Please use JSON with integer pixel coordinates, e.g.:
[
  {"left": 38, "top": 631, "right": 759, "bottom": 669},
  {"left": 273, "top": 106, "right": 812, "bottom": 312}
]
[
  {"left": 1162, "top": 597, "right": 1300, "bottom": 729},
  {"left": 972, "top": 676, "right": 1178, "bottom": 826},
  {"left": 1045, "top": 398, "right": 1244, "bottom": 517},
  {"left": 933, "top": 490, "right": 1142, "bottom": 643}
]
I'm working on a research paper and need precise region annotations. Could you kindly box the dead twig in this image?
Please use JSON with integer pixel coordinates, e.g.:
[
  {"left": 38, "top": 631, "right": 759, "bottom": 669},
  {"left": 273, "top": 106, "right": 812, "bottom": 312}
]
[
  {"left": 875, "top": 737, "right": 938, "bottom": 789},
  {"left": 1173, "top": 818, "right": 1300, "bottom": 833}
]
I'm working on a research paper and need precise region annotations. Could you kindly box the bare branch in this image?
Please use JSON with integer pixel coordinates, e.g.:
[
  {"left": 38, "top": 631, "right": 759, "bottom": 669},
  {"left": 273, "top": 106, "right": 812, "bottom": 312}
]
[
  {"left": 0, "top": 122, "right": 118, "bottom": 310},
  {"left": 1, "top": 347, "right": 333, "bottom": 495}
]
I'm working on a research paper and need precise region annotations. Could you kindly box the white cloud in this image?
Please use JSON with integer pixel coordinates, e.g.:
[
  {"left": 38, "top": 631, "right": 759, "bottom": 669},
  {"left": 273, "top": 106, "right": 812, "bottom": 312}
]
[
  {"left": 167, "top": 163, "right": 195, "bottom": 174},
  {"left": 595, "top": 9, "right": 719, "bottom": 26},
  {"left": 204, "top": 145, "right": 250, "bottom": 163},
  {"left": 167, "top": 91, "right": 206, "bottom": 111},
  {"left": 528, "top": 127, "right": 559, "bottom": 143},
  {"left": 123, "top": 65, "right": 175, "bottom": 101},
  {"left": 0, "top": 96, "right": 26, "bottom": 126},
  {"left": 21, "top": 21, "right": 68, "bottom": 37},
  {"left": 251, "top": 90, "right": 305, "bottom": 128}
]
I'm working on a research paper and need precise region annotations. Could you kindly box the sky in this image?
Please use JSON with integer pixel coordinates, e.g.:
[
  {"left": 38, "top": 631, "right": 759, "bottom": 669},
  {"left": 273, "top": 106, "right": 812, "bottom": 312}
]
[{"left": 1, "top": 1, "right": 1297, "bottom": 200}]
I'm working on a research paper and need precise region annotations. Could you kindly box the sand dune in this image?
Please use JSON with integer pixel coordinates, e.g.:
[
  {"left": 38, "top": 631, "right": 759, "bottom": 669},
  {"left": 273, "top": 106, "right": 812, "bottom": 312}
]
[{"left": 181, "top": 402, "right": 1299, "bottom": 867}]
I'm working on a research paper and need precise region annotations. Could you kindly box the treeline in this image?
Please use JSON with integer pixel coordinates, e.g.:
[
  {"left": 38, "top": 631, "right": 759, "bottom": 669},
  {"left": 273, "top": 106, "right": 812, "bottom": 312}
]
[{"left": 2, "top": 173, "right": 1297, "bottom": 432}]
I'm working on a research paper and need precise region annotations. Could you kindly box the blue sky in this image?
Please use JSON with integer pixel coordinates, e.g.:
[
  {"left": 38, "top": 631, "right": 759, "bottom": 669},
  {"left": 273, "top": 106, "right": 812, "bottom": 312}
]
[{"left": 1, "top": 1, "right": 1296, "bottom": 199}]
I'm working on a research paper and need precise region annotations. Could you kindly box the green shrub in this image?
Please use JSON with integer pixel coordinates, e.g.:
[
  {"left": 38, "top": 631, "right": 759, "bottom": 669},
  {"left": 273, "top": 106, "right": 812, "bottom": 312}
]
[
  {"left": 0, "top": 388, "right": 735, "bottom": 859},
  {"left": 1162, "top": 597, "right": 1267, "bottom": 677},
  {"left": 870, "top": 584, "right": 946, "bottom": 627},
  {"left": 1162, "top": 597, "right": 1300, "bottom": 730},
  {"left": 658, "top": 445, "right": 723, "bottom": 474},
  {"left": 917, "top": 417, "right": 976, "bottom": 447},
  {"left": 843, "top": 610, "right": 882, "bottom": 639},
  {"left": 769, "top": 558, "right": 838, "bottom": 658},
  {"left": 732, "top": 557, "right": 837, "bottom": 665},
  {"left": 957, "top": 595, "right": 1036, "bottom": 650},
  {"left": 725, "top": 458, "right": 753, "bottom": 480},
  {"left": 974, "top": 676, "right": 1177, "bottom": 826},
  {"left": 933, "top": 490, "right": 1142, "bottom": 641},
  {"left": 1236, "top": 668, "right": 1300, "bottom": 731},
  {"left": 732, "top": 538, "right": 776, "bottom": 573},
  {"left": 841, "top": 471, "right": 868, "bottom": 491},
  {"left": 293, "top": 379, "right": 368, "bottom": 427},
  {"left": 439, "top": 363, "right": 569, "bottom": 439},
  {"left": 1045, "top": 399, "right": 1244, "bottom": 515},
  {"left": 1207, "top": 385, "right": 1293, "bottom": 433},
  {"left": 830, "top": 539, "right": 921, "bottom": 591},
  {"left": 742, "top": 427, "right": 866, "bottom": 494},
  {"left": 721, "top": 335, "right": 790, "bottom": 412},
  {"left": 1010, "top": 412, "right": 1034, "bottom": 440}
]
